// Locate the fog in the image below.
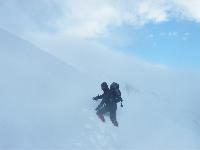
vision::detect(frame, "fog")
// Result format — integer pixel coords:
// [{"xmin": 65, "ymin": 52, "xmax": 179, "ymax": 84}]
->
[{"xmin": 0, "ymin": 28, "xmax": 200, "ymax": 150}]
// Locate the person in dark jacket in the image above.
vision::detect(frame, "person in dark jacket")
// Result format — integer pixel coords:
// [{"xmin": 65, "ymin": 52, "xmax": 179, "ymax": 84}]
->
[
  {"xmin": 93, "ymin": 82, "xmax": 110, "ymax": 122},
  {"xmin": 93, "ymin": 82, "xmax": 121, "ymax": 127}
]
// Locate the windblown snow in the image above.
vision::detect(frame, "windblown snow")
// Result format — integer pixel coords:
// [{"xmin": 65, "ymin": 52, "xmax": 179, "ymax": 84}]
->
[{"xmin": 0, "ymin": 28, "xmax": 200, "ymax": 150}]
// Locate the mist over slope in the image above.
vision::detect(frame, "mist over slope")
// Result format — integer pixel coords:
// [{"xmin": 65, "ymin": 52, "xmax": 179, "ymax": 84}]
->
[
  {"xmin": 39, "ymin": 38, "xmax": 200, "ymax": 149},
  {"xmin": 0, "ymin": 29, "xmax": 97, "ymax": 149},
  {"xmin": 0, "ymin": 29, "xmax": 200, "ymax": 150}
]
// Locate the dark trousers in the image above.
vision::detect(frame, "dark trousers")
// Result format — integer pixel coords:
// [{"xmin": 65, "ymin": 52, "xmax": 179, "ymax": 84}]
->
[{"xmin": 96, "ymin": 104, "xmax": 118, "ymax": 126}]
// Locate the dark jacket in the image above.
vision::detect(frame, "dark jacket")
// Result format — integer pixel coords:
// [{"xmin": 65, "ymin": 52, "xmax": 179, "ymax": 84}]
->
[
  {"xmin": 94, "ymin": 86, "xmax": 123, "ymax": 110},
  {"xmin": 94, "ymin": 88, "xmax": 110, "ymax": 110},
  {"xmin": 96, "ymin": 89, "xmax": 122, "ymax": 111}
]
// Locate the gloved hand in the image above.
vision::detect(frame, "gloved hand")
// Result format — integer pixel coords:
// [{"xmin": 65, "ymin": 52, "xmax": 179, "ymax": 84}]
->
[
  {"xmin": 93, "ymin": 97, "xmax": 98, "ymax": 100},
  {"xmin": 92, "ymin": 95, "xmax": 99, "ymax": 101}
]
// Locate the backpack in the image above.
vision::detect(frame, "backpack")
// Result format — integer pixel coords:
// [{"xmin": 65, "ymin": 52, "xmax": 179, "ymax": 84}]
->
[{"xmin": 110, "ymin": 82, "xmax": 123, "ymax": 105}]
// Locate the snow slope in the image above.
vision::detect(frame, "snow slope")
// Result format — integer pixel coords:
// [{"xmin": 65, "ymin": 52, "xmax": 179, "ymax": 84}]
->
[
  {"xmin": 39, "ymin": 38, "xmax": 200, "ymax": 149},
  {"xmin": 1, "ymin": 28, "xmax": 200, "ymax": 150},
  {"xmin": 0, "ymin": 29, "xmax": 96, "ymax": 149}
]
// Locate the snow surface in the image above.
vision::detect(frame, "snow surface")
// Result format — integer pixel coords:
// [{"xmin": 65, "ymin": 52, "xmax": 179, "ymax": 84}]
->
[{"xmin": 0, "ymin": 28, "xmax": 200, "ymax": 150}]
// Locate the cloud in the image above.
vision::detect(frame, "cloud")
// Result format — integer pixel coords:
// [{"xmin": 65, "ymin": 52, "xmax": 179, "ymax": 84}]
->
[
  {"xmin": 1, "ymin": 0, "xmax": 200, "ymax": 39},
  {"xmin": 45, "ymin": 0, "xmax": 170, "ymax": 38},
  {"xmin": 56, "ymin": 0, "xmax": 121, "ymax": 38},
  {"xmin": 172, "ymin": 0, "xmax": 200, "ymax": 22}
]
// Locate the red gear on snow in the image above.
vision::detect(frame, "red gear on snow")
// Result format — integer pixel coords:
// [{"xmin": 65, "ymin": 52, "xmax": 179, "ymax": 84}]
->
[{"xmin": 98, "ymin": 114, "xmax": 105, "ymax": 122}]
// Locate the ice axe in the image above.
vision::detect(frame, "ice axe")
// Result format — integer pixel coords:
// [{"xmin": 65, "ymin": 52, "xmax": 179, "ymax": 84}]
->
[{"xmin": 120, "ymin": 100, "xmax": 123, "ymax": 107}]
